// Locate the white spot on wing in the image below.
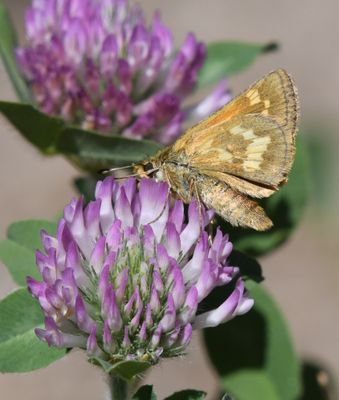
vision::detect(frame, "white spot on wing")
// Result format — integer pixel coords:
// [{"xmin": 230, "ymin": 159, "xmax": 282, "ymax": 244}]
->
[
  {"xmin": 246, "ymin": 89, "xmax": 261, "ymax": 105},
  {"xmin": 217, "ymin": 150, "xmax": 233, "ymax": 161},
  {"xmin": 246, "ymin": 136, "xmax": 271, "ymax": 148},
  {"xmin": 242, "ymin": 129, "xmax": 256, "ymax": 140},
  {"xmin": 230, "ymin": 125, "xmax": 245, "ymax": 135},
  {"xmin": 230, "ymin": 126, "xmax": 256, "ymax": 140},
  {"xmin": 199, "ymin": 140, "xmax": 233, "ymax": 162},
  {"xmin": 244, "ymin": 160, "xmax": 261, "ymax": 170},
  {"xmin": 207, "ymin": 149, "xmax": 233, "ymax": 161},
  {"xmin": 244, "ymin": 136, "xmax": 271, "ymax": 171},
  {"xmin": 250, "ymin": 96, "xmax": 261, "ymax": 105},
  {"xmin": 264, "ymin": 99, "xmax": 270, "ymax": 108}
]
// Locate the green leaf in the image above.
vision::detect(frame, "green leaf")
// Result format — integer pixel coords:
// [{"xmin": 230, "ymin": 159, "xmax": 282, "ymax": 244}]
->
[
  {"xmin": 0, "ymin": 289, "xmax": 41, "ymax": 343},
  {"xmin": 222, "ymin": 371, "xmax": 280, "ymax": 400},
  {"xmin": 0, "ymin": 239, "xmax": 39, "ymax": 286},
  {"xmin": 0, "ymin": 101, "xmax": 65, "ymax": 152},
  {"xmin": 0, "ymin": 289, "xmax": 66, "ymax": 372},
  {"xmin": 7, "ymin": 220, "xmax": 57, "ymax": 252},
  {"xmin": 56, "ymin": 126, "xmax": 162, "ymax": 172},
  {"xmin": 0, "ymin": 4, "xmax": 30, "ymax": 102},
  {"xmin": 89, "ymin": 357, "xmax": 151, "ymax": 381},
  {"xmin": 132, "ymin": 385, "xmax": 157, "ymax": 400},
  {"xmin": 0, "ymin": 219, "xmax": 57, "ymax": 286},
  {"xmin": 109, "ymin": 360, "xmax": 151, "ymax": 380},
  {"xmin": 198, "ymin": 41, "xmax": 277, "ymax": 88},
  {"xmin": 203, "ymin": 281, "xmax": 302, "ymax": 400},
  {"xmin": 0, "ymin": 101, "xmax": 162, "ymax": 171},
  {"xmin": 222, "ymin": 135, "xmax": 309, "ymax": 257},
  {"xmin": 228, "ymin": 250, "xmax": 263, "ymax": 283},
  {"xmin": 74, "ymin": 176, "xmax": 98, "ymax": 203},
  {"xmin": 164, "ymin": 390, "xmax": 206, "ymax": 400}
]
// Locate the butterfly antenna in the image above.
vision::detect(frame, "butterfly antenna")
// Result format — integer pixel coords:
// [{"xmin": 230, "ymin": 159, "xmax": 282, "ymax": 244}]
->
[
  {"xmin": 98, "ymin": 165, "xmax": 133, "ymax": 175},
  {"xmin": 145, "ymin": 168, "xmax": 159, "ymax": 175},
  {"xmin": 113, "ymin": 168, "xmax": 159, "ymax": 180},
  {"xmin": 114, "ymin": 173, "xmax": 140, "ymax": 180}
]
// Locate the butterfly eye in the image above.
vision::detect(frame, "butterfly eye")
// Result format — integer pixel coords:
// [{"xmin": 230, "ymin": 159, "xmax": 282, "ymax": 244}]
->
[{"xmin": 144, "ymin": 162, "xmax": 154, "ymax": 172}]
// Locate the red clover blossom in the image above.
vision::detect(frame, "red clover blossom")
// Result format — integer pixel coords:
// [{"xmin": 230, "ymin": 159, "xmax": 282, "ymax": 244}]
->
[
  {"xmin": 27, "ymin": 177, "xmax": 253, "ymax": 366},
  {"xmin": 16, "ymin": 0, "xmax": 230, "ymax": 144}
]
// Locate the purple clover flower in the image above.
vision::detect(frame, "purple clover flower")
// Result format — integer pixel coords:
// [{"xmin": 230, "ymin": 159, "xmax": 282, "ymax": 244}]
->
[
  {"xmin": 27, "ymin": 177, "xmax": 253, "ymax": 365},
  {"xmin": 16, "ymin": 0, "xmax": 230, "ymax": 144}
]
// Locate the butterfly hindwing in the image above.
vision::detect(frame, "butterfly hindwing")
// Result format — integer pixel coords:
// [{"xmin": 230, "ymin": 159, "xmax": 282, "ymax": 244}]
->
[
  {"xmin": 198, "ymin": 171, "xmax": 275, "ymax": 198},
  {"xmin": 198, "ymin": 177, "xmax": 273, "ymax": 230}
]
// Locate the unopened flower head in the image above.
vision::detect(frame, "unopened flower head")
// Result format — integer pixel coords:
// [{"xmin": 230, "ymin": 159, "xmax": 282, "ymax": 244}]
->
[
  {"xmin": 17, "ymin": 0, "xmax": 230, "ymax": 144},
  {"xmin": 27, "ymin": 177, "xmax": 253, "ymax": 365}
]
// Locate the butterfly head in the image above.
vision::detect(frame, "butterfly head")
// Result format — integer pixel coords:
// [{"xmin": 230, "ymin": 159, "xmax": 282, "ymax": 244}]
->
[
  {"xmin": 100, "ymin": 157, "xmax": 162, "ymax": 181},
  {"xmin": 133, "ymin": 157, "xmax": 161, "ymax": 179}
]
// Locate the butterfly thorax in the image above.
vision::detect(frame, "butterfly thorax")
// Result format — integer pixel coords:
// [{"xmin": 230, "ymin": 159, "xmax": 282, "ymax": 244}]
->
[
  {"xmin": 134, "ymin": 147, "xmax": 197, "ymax": 203},
  {"xmin": 160, "ymin": 161, "xmax": 197, "ymax": 203}
]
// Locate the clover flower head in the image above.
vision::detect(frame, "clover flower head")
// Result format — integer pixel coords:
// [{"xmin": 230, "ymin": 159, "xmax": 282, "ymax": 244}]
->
[
  {"xmin": 17, "ymin": 0, "xmax": 230, "ymax": 143},
  {"xmin": 27, "ymin": 177, "xmax": 253, "ymax": 366}
]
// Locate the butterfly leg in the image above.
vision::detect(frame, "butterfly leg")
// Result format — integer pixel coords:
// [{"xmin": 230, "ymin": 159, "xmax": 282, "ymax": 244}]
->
[
  {"xmin": 207, "ymin": 216, "xmax": 218, "ymax": 245},
  {"xmin": 189, "ymin": 178, "xmax": 205, "ymax": 230},
  {"xmin": 190, "ymin": 179, "xmax": 217, "ymax": 240}
]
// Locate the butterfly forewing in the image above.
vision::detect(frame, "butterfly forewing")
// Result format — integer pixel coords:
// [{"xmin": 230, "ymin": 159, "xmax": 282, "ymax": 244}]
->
[
  {"xmin": 172, "ymin": 68, "xmax": 298, "ymax": 151},
  {"xmin": 187, "ymin": 114, "xmax": 295, "ymax": 188}
]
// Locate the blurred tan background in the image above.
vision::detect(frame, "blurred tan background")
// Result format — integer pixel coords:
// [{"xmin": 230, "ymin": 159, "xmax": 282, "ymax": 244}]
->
[{"xmin": 1, "ymin": 0, "xmax": 339, "ymax": 399}]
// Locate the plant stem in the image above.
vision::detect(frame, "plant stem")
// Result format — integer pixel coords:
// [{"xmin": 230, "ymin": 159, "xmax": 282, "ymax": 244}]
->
[{"xmin": 108, "ymin": 375, "xmax": 129, "ymax": 400}]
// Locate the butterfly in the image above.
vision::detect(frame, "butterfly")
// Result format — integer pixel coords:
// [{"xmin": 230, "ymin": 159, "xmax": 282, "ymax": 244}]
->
[{"xmin": 105, "ymin": 69, "xmax": 299, "ymax": 231}]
